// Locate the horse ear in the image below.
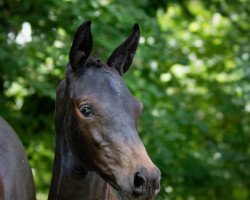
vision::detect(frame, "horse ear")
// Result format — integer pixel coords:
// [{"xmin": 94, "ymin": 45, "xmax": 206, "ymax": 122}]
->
[
  {"xmin": 107, "ymin": 23, "xmax": 140, "ymax": 75},
  {"xmin": 69, "ymin": 20, "xmax": 92, "ymax": 72}
]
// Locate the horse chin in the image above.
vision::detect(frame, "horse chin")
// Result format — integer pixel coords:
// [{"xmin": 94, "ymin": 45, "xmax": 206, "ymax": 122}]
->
[
  {"xmin": 112, "ymin": 187, "xmax": 135, "ymax": 200},
  {"xmin": 104, "ymin": 178, "xmax": 133, "ymax": 200},
  {"xmin": 114, "ymin": 190, "xmax": 151, "ymax": 200},
  {"xmin": 110, "ymin": 183, "xmax": 150, "ymax": 200}
]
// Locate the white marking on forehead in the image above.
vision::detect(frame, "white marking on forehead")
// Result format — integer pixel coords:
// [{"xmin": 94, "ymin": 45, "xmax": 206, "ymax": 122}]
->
[
  {"xmin": 109, "ymin": 77, "xmax": 124, "ymax": 95},
  {"xmin": 100, "ymin": 69, "xmax": 125, "ymax": 95}
]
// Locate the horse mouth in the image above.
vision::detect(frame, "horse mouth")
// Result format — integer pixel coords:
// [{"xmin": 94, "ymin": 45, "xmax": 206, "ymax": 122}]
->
[
  {"xmin": 110, "ymin": 183, "xmax": 156, "ymax": 200},
  {"xmin": 107, "ymin": 180, "xmax": 134, "ymax": 200}
]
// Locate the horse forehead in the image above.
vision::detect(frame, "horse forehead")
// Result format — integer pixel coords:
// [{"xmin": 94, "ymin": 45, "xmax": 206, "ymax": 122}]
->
[{"xmin": 75, "ymin": 67, "xmax": 133, "ymax": 100}]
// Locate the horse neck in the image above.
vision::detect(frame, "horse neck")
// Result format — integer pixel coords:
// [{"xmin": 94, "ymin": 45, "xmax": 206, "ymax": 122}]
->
[{"xmin": 48, "ymin": 80, "xmax": 115, "ymax": 200}]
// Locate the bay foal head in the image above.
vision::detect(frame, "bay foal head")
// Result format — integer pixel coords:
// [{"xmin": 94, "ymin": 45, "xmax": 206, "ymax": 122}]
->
[{"xmin": 65, "ymin": 20, "xmax": 160, "ymax": 199}]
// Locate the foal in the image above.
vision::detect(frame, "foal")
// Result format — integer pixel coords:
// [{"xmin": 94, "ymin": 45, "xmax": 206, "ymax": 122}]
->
[{"xmin": 48, "ymin": 20, "xmax": 160, "ymax": 200}]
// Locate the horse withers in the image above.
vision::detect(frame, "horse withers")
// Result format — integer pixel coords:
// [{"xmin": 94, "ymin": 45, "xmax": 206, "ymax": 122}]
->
[
  {"xmin": 48, "ymin": 20, "xmax": 161, "ymax": 200},
  {"xmin": 0, "ymin": 117, "xmax": 35, "ymax": 200}
]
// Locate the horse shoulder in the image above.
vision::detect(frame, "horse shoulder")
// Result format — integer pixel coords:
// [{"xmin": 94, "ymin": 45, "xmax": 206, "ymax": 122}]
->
[{"xmin": 0, "ymin": 117, "xmax": 36, "ymax": 200}]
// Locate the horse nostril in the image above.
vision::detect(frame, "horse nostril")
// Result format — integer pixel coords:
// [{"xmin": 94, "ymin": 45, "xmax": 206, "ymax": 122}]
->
[
  {"xmin": 133, "ymin": 172, "xmax": 146, "ymax": 196},
  {"xmin": 134, "ymin": 172, "xmax": 144, "ymax": 188}
]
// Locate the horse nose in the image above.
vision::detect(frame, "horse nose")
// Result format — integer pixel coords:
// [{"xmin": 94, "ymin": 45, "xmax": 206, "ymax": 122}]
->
[{"xmin": 133, "ymin": 167, "xmax": 161, "ymax": 197}]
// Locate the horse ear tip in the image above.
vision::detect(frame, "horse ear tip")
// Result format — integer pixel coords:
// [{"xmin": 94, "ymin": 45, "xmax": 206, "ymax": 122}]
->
[
  {"xmin": 77, "ymin": 20, "xmax": 92, "ymax": 32},
  {"xmin": 85, "ymin": 20, "xmax": 92, "ymax": 27},
  {"xmin": 133, "ymin": 23, "xmax": 140, "ymax": 32}
]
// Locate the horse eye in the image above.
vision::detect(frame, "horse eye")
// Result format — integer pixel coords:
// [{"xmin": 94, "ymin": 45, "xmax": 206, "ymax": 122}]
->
[{"xmin": 80, "ymin": 105, "xmax": 93, "ymax": 117}]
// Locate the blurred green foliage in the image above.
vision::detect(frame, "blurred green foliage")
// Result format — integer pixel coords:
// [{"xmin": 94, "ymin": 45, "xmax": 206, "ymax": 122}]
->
[{"xmin": 0, "ymin": 0, "xmax": 249, "ymax": 199}]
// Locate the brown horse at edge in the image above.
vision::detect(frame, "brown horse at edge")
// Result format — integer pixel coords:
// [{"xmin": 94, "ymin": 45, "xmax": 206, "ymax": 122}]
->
[{"xmin": 0, "ymin": 117, "xmax": 35, "ymax": 200}]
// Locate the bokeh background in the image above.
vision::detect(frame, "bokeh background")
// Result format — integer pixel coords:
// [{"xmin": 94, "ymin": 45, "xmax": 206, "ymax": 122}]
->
[{"xmin": 0, "ymin": 0, "xmax": 250, "ymax": 199}]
